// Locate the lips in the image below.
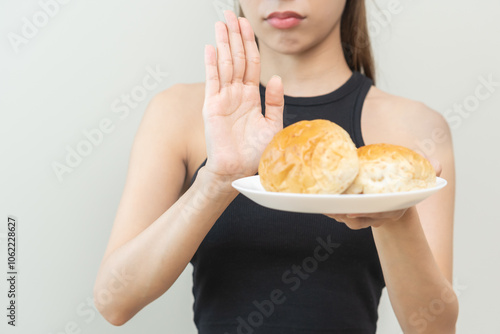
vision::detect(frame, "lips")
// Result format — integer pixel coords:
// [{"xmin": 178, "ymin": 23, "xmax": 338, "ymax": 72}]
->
[{"xmin": 265, "ymin": 11, "xmax": 305, "ymax": 29}]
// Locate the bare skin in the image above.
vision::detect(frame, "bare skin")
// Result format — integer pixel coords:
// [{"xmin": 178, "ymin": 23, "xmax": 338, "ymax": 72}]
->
[{"xmin": 94, "ymin": 5, "xmax": 457, "ymax": 333}]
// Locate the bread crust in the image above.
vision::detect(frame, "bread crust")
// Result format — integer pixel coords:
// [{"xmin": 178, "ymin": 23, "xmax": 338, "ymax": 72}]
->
[
  {"xmin": 344, "ymin": 143, "xmax": 436, "ymax": 194},
  {"xmin": 258, "ymin": 119, "xmax": 359, "ymax": 194}
]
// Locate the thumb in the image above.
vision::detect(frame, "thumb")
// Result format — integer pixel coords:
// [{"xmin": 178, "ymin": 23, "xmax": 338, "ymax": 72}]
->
[
  {"xmin": 264, "ymin": 75, "xmax": 284, "ymax": 125},
  {"xmin": 428, "ymin": 157, "xmax": 443, "ymax": 177},
  {"xmin": 418, "ymin": 150, "xmax": 443, "ymax": 177}
]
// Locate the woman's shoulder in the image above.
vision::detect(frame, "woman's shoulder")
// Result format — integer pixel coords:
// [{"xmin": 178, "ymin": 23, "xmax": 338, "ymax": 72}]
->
[
  {"xmin": 147, "ymin": 81, "xmax": 206, "ymax": 138},
  {"xmin": 365, "ymin": 85, "xmax": 447, "ymax": 129},
  {"xmin": 153, "ymin": 81, "xmax": 205, "ymax": 114},
  {"xmin": 362, "ymin": 85, "xmax": 451, "ymax": 155},
  {"xmin": 147, "ymin": 82, "xmax": 207, "ymax": 190}
]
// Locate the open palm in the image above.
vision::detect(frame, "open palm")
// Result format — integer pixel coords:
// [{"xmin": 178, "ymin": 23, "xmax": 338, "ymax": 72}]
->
[{"xmin": 202, "ymin": 10, "xmax": 284, "ymax": 180}]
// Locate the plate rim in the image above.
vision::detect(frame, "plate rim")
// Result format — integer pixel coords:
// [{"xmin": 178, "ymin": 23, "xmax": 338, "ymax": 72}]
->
[{"xmin": 232, "ymin": 175, "xmax": 447, "ymax": 198}]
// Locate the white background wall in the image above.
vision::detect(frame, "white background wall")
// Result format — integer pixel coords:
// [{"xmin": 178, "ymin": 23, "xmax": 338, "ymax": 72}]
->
[{"xmin": 1, "ymin": 0, "xmax": 498, "ymax": 333}]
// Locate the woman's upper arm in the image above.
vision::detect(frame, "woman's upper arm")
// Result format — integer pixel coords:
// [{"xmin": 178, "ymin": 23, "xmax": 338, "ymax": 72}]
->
[
  {"xmin": 413, "ymin": 106, "xmax": 456, "ymax": 284},
  {"xmin": 391, "ymin": 101, "xmax": 456, "ymax": 283},
  {"xmin": 363, "ymin": 94, "xmax": 456, "ymax": 283},
  {"xmin": 99, "ymin": 84, "xmax": 191, "ymax": 266}
]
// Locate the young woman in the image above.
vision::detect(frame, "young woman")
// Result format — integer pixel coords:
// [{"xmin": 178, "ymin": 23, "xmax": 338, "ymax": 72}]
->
[{"xmin": 93, "ymin": 1, "xmax": 458, "ymax": 333}]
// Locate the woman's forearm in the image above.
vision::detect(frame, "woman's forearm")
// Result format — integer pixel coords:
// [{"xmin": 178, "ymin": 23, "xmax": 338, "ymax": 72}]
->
[
  {"xmin": 93, "ymin": 166, "xmax": 239, "ymax": 326},
  {"xmin": 372, "ymin": 207, "xmax": 458, "ymax": 334}
]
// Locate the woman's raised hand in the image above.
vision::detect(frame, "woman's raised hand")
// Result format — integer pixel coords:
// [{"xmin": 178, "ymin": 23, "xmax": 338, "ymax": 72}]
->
[{"xmin": 202, "ymin": 10, "xmax": 284, "ymax": 180}]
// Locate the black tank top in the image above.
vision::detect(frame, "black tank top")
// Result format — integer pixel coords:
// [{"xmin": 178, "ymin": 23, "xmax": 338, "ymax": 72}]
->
[{"xmin": 189, "ymin": 71, "xmax": 385, "ymax": 334}]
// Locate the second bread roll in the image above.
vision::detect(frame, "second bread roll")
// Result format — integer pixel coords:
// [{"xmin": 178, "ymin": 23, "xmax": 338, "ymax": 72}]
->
[
  {"xmin": 258, "ymin": 119, "xmax": 359, "ymax": 194},
  {"xmin": 344, "ymin": 143, "xmax": 436, "ymax": 194}
]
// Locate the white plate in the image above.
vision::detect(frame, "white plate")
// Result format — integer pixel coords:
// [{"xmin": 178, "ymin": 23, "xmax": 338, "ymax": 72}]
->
[{"xmin": 231, "ymin": 175, "xmax": 447, "ymax": 214}]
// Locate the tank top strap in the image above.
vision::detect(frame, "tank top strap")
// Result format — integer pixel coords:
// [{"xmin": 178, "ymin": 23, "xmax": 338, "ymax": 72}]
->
[{"xmin": 352, "ymin": 74, "xmax": 374, "ymax": 147}]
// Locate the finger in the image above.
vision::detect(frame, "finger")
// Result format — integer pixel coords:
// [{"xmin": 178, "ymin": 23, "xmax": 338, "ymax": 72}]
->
[
  {"xmin": 204, "ymin": 44, "xmax": 219, "ymax": 98},
  {"xmin": 344, "ymin": 221, "xmax": 372, "ymax": 230},
  {"xmin": 326, "ymin": 215, "xmax": 371, "ymax": 229},
  {"xmin": 345, "ymin": 213, "xmax": 379, "ymax": 219},
  {"xmin": 264, "ymin": 75, "xmax": 284, "ymax": 124},
  {"xmin": 238, "ymin": 17, "xmax": 260, "ymax": 85},
  {"xmin": 346, "ymin": 209, "xmax": 405, "ymax": 220},
  {"xmin": 223, "ymin": 10, "xmax": 245, "ymax": 83},
  {"xmin": 419, "ymin": 151, "xmax": 442, "ymax": 178},
  {"xmin": 215, "ymin": 21, "xmax": 233, "ymax": 88},
  {"xmin": 324, "ymin": 214, "xmax": 346, "ymax": 222},
  {"xmin": 428, "ymin": 158, "xmax": 443, "ymax": 177}
]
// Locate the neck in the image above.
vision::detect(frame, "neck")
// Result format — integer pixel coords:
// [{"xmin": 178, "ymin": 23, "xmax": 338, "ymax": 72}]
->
[{"xmin": 259, "ymin": 24, "xmax": 353, "ymax": 97}]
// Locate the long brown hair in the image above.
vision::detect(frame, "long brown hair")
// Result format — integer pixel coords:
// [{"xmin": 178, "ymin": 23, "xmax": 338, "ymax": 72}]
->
[
  {"xmin": 340, "ymin": 0, "xmax": 375, "ymax": 84},
  {"xmin": 238, "ymin": 0, "xmax": 376, "ymax": 84}
]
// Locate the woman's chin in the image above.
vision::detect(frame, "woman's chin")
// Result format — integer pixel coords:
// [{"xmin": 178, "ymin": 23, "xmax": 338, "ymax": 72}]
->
[{"xmin": 261, "ymin": 38, "xmax": 311, "ymax": 56}]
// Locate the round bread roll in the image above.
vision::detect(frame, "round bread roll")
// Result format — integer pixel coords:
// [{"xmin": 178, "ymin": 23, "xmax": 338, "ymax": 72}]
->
[
  {"xmin": 344, "ymin": 143, "xmax": 436, "ymax": 194},
  {"xmin": 258, "ymin": 119, "xmax": 359, "ymax": 194}
]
